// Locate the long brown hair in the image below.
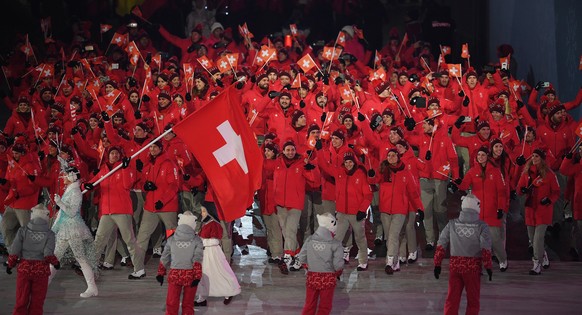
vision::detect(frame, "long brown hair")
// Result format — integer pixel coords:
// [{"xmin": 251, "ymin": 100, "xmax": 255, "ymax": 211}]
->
[{"xmin": 522, "ymin": 156, "xmax": 548, "ymax": 178}]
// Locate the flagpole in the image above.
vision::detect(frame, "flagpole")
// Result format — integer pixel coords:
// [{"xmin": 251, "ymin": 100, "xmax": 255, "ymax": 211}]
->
[
  {"xmin": 1, "ymin": 66, "xmax": 11, "ymax": 91},
  {"xmin": 138, "ymin": 75, "xmax": 148, "ymax": 111},
  {"xmin": 32, "ymin": 64, "xmax": 47, "ymax": 89},
  {"xmin": 257, "ymin": 54, "xmax": 275, "ymax": 73},
  {"xmin": 82, "ymin": 128, "xmax": 174, "ymax": 194},
  {"xmin": 54, "ymin": 74, "xmax": 66, "ymax": 96},
  {"xmin": 398, "ymin": 91, "xmax": 413, "ymax": 117}
]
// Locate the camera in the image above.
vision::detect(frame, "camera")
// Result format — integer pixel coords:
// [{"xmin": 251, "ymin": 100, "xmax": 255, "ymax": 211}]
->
[{"xmin": 128, "ymin": 22, "xmax": 138, "ymax": 28}]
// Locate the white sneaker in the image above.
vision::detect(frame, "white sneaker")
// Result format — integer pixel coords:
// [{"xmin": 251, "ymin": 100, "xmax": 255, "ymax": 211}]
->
[
  {"xmin": 289, "ymin": 258, "xmax": 302, "ymax": 271},
  {"xmin": 343, "ymin": 248, "xmax": 350, "ymax": 264},
  {"xmin": 393, "ymin": 258, "xmax": 400, "ymax": 272},
  {"xmin": 153, "ymin": 247, "xmax": 163, "ymax": 257},
  {"xmin": 499, "ymin": 261, "xmax": 508, "ymax": 272},
  {"xmin": 399, "ymin": 257, "xmax": 407, "ymax": 264},
  {"xmin": 542, "ymin": 251, "xmax": 550, "ymax": 269},
  {"xmin": 357, "ymin": 263, "xmax": 368, "ymax": 271},
  {"xmin": 529, "ymin": 259, "xmax": 541, "ymax": 275},
  {"xmin": 407, "ymin": 251, "xmax": 417, "ymax": 263},
  {"xmin": 128, "ymin": 269, "xmax": 146, "ymax": 279}
]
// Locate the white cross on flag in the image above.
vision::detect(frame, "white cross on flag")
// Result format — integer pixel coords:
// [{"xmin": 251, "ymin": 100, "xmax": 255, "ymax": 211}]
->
[
  {"xmin": 290, "ymin": 24, "xmax": 298, "ymax": 36},
  {"xmin": 323, "ymin": 46, "xmax": 342, "ymax": 61},
  {"xmin": 254, "ymin": 46, "xmax": 276, "ymax": 66},
  {"xmin": 440, "ymin": 45, "xmax": 451, "ymax": 56},
  {"xmin": 297, "ymin": 54, "xmax": 316, "ymax": 73},
  {"xmin": 447, "ymin": 64, "xmax": 462, "ymax": 77},
  {"xmin": 125, "ymin": 41, "xmax": 141, "ymax": 66},
  {"xmin": 439, "ymin": 162, "xmax": 451, "ymax": 175},
  {"xmin": 339, "ymin": 84, "xmax": 352, "ymax": 101},
  {"xmin": 196, "ymin": 56, "xmax": 214, "ymax": 71},
  {"xmin": 100, "ymin": 24, "xmax": 112, "ymax": 34},
  {"xmin": 216, "ymin": 56, "xmax": 231, "ymax": 73},
  {"xmin": 226, "ymin": 53, "xmax": 239, "ymax": 68},
  {"xmin": 111, "ymin": 32, "xmax": 128, "ymax": 47},
  {"xmin": 576, "ymin": 121, "xmax": 582, "ymax": 138},
  {"xmin": 172, "ymin": 86, "xmax": 263, "ymax": 221},
  {"xmin": 336, "ymin": 31, "xmax": 346, "ymax": 45}
]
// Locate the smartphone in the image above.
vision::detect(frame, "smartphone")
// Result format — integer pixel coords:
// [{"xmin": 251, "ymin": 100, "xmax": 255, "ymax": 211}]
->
[
  {"xmin": 85, "ymin": 45, "xmax": 94, "ymax": 51},
  {"xmin": 128, "ymin": 22, "xmax": 138, "ymax": 28},
  {"xmin": 463, "ymin": 116, "xmax": 472, "ymax": 123},
  {"xmin": 111, "ymin": 63, "xmax": 119, "ymax": 70},
  {"xmin": 542, "ymin": 82, "xmax": 550, "ymax": 88}
]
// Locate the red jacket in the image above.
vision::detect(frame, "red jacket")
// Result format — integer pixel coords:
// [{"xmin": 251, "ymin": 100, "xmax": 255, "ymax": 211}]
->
[
  {"xmin": 318, "ymin": 162, "xmax": 372, "ymax": 215},
  {"xmin": 273, "ymin": 155, "xmax": 319, "ymax": 210},
  {"xmin": 317, "ymin": 144, "xmax": 354, "ymax": 201},
  {"xmin": 458, "ymin": 162, "xmax": 507, "ymax": 227},
  {"xmin": 559, "ymin": 157, "xmax": 582, "ymax": 220},
  {"xmin": 369, "ymin": 162, "xmax": 423, "ymax": 215},
  {"xmin": 89, "ymin": 161, "xmax": 136, "ymax": 216},
  {"xmin": 408, "ymin": 128, "xmax": 459, "ymax": 180},
  {"xmin": 5, "ymin": 154, "xmax": 41, "ymax": 210},
  {"xmin": 143, "ymin": 152, "xmax": 180, "ymax": 213},
  {"xmin": 259, "ymin": 158, "xmax": 277, "ymax": 216},
  {"xmin": 537, "ymin": 118, "xmax": 576, "ymax": 170},
  {"xmin": 517, "ymin": 166, "xmax": 560, "ymax": 226}
]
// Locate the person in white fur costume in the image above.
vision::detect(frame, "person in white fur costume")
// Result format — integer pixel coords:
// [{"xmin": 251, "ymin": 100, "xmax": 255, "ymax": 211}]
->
[{"xmin": 49, "ymin": 166, "xmax": 99, "ymax": 298}]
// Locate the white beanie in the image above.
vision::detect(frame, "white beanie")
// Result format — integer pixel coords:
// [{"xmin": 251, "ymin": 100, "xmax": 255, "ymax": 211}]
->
[
  {"xmin": 178, "ymin": 211, "xmax": 198, "ymax": 231},
  {"xmin": 341, "ymin": 25, "xmax": 354, "ymax": 38},
  {"xmin": 317, "ymin": 213, "xmax": 337, "ymax": 234},
  {"xmin": 210, "ymin": 22, "xmax": 224, "ymax": 34},
  {"xmin": 461, "ymin": 193, "xmax": 481, "ymax": 213},
  {"xmin": 31, "ymin": 204, "xmax": 50, "ymax": 222}
]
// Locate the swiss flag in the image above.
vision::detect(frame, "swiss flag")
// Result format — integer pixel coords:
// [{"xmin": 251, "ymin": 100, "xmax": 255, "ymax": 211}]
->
[
  {"xmin": 447, "ymin": 64, "xmax": 462, "ymax": 77},
  {"xmin": 322, "ymin": 46, "xmax": 342, "ymax": 61},
  {"xmin": 440, "ymin": 45, "xmax": 451, "ymax": 56},
  {"xmin": 291, "ymin": 73, "xmax": 301, "ymax": 89},
  {"xmin": 438, "ymin": 162, "xmax": 451, "ymax": 175},
  {"xmin": 297, "ymin": 54, "xmax": 316, "ymax": 73},
  {"xmin": 152, "ymin": 53, "xmax": 162, "ymax": 68},
  {"xmin": 100, "ymin": 24, "xmax": 112, "ymax": 34},
  {"xmin": 374, "ymin": 50, "xmax": 382, "ymax": 67},
  {"xmin": 183, "ymin": 63, "xmax": 194, "ymax": 78},
  {"xmin": 255, "ymin": 45, "xmax": 276, "ymax": 66},
  {"xmin": 196, "ymin": 55, "xmax": 213, "ymax": 71},
  {"xmin": 500, "ymin": 54, "xmax": 511, "ymax": 70},
  {"xmin": 336, "ymin": 31, "xmax": 346, "ymax": 46},
  {"xmin": 353, "ymin": 26, "xmax": 364, "ymax": 40},
  {"xmin": 370, "ymin": 67, "xmax": 386, "ymax": 81},
  {"xmin": 290, "ymin": 24, "xmax": 298, "ymax": 37},
  {"xmin": 111, "ymin": 32, "xmax": 128, "ymax": 47},
  {"xmin": 20, "ymin": 41, "xmax": 34, "ymax": 57},
  {"xmin": 216, "ymin": 56, "xmax": 231, "ymax": 73},
  {"xmin": 575, "ymin": 121, "xmax": 582, "ymax": 138},
  {"xmin": 306, "ymin": 134, "xmax": 317, "ymax": 149},
  {"xmin": 172, "ymin": 86, "xmax": 263, "ymax": 221},
  {"xmin": 461, "ymin": 43, "xmax": 470, "ymax": 59},
  {"xmin": 339, "ymin": 84, "xmax": 352, "ymax": 101},
  {"xmin": 125, "ymin": 41, "xmax": 141, "ymax": 66}
]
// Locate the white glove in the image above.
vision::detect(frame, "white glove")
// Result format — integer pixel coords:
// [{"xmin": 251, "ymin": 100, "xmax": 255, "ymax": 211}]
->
[{"xmin": 53, "ymin": 194, "xmax": 61, "ymax": 204}]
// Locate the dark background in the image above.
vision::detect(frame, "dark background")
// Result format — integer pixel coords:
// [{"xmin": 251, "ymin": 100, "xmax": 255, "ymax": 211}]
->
[{"xmin": 1, "ymin": 0, "xmax": 581, "ymax": 127}]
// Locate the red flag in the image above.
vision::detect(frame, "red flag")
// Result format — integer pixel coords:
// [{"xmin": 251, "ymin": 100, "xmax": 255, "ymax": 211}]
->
[
  {"xmin": 438, "ymin": 162, "xmax": 451, "ymax": 175},
  {"xmin": 401, "ymin": 33, "xmax": 408, "ymax": 47},
  {"xmin": 575, "ymin": 121, "xmax": 582, "ymax": 138},
  {"xmin": 238, "ymin": 23, "xmax": 253, "ymax": 39},
  {"xmin": 289, "ymin": 24, "xmax": 298, "ymax": 37},
  {"xmin": 440, "ymin": 45, "xmax": 451, "ymax": 56},
  {"xmin": 297, "ymin": 54, "xmax": 316, "ymax": 73},
  {"xmin": 353, "ymin": 26, "xmax": 364, "ymax": 40},
  {"xmin": 291, "ymin": 73, "xmax": 301, "ymax": 89},
  {"xmin": 306, "ymin": 134, "xmax": 317, "ymax": 149},
  {"xmin": 447, "ymin": 64, "xmax": 462, "ymax": 77},
  {"xmin": 374, "ymin": 50, "xmax": 382, "ymax": 67},
  {"xmin": 216, "ymin": 56, "xmax": 231, "ymax": 73},
  {"xmin": 336, "ymin": 31, "xmax": 346, "ymax": 46},
  {"xmin": 131, "ymin": 6, "xmax": 144, "ymax": 18},
  {"xmin": 225, "ymin": 53, "xmax": 239, "ymax": 69},
  {"xmin": 369, "ymin": 68, "xmax": 386, "ymax": 81},
  {"xmin": 125, "ymin": 41, "xmax": 141, "ymax": 65},
  {"xmin": 339, "ymin": 84, "xmax": 352, "ymax": 101},
  {"xmin": 196, "ymin": 55, "xmax": 214, "ymax": 71},
  {"xmin": 100, "ymin": 24, "xmax": 113, "ymax": 34},
  {"xmin": 461, "ymin": 43, "xmax": 470, "ymax": 59},
  {"xmin": 172, "ymin": 86, "xmax": 263, "ymax": 221},
  {"xmin": 111, "ymin": 33, "xmax": 128, "ymax": 47},
  {"xmin": 183, "ymin": 63, "xmax": 194, "ymax": 78},
  {"xmin": 437, "ymin": 54, "xmax": 446, "ymax": 69},
  {"xmin": 40, "ymin": 64, "xmax": 55, "ymax": 78},
  {"xmin": 254, "ymin": 45, "xmax": 276, "ymax": 66},
  {"xmin": 20, "ymin": 41, "xmax": 34, "ymax": 57},
  {"xmin": 322, "ymin": 46, "xmax": 342, "ymax": 61},
  {"xmin": 500, "ymin": 54, "xmax": 511, "ymax": 70},
  {"xmin": 152, "ymin": 53, "xmax": 162, "ymax": 68}
]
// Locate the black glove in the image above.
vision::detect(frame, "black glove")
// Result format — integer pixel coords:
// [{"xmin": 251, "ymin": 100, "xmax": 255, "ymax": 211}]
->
[
  {"xmin": 155, "ymin": 200, "xmax": 164, "ymax": 210},
  {"xmin": 268, "ymin": 91, "xmax": 280, "ymax": 99},
  {"xmin": 462, "ymin": 96, "xmax": 470, "ymax": 107},
  {"xmin": 0, "ymin": 178, "xmax": 6, "ymax": 185},
  {"xmin": 367, "ymin": 169, "xmax": 376, "ymax": 177},
  {"xmin": 185, "ymin": 93, "xmax": 192, "ymax": 101},
  {"xmin": 409, "ymin": 74, "xmax": 419, "ymax": 83},
  {"xmin": 356, "ymin": 211, "xmax": 366, "ymax": 222},
  {"xmin": 486, "ymin": 269, "xmax": 493, "ymax": 281},
  {"xmin": 357, "ymin": 112, "xmax": 365, "ymax": 122},
  {"xmin": 212, "ymin": 42, "xmax": 226, "ymax": 49},
  {"xmin": 497, "ymin": 209, "xmax": 504, "ymax": 219},
  {"xmin": 191, "ymin": 279, "xmax": 200, "ymax": 287},
  {"xmin": 565, "ymin": 152, "xmax": 573, "ymax": 159},
  {"xmin": 454, "ymin": 116, "xmax": 465, "ymax": 129},
  {"xmin": 322, "ymin": 73, "xmax": 329, "ymax": 85},
  {"xmin": 320, "ymin": 112, "xmax": 327, "ymax": 123},
  {"xmin": 92, "ymin": 169, "xmax": 99, "ymax": 175},
  {"xmin": 127, "ymin": 77, "xmax": 137, "ymax": 88},
  {"xmin": 53, "ymin": 262, "xmax": 61, "ymax": 270},
  {"xmin": 458, "ymin": 90, "xmax": 465, "ymax": 97},
  {"xmin": 84, "ymin": 182, "xmax": 94, "ymax": 190},
  {"xmin": 516, "ymin": 155, "xmax": 526, "ymax": 166},
  {"xmin": 183, "ymin": 174, "xmax": 191, "ymax": 181},
  {"xmin": 520, "ymin": 186, "xmax": 530, "ymax": 194},
  {"xmin": 136, "ymin": 159, "xmax": 144, "ymax": 172},
  {"xmin": 86, "ymin": 99, "xmax": 93, "ymax": 108},
  {"xmin": 299, "ymin": 100, "xmax": 305, "ymax": 108},
  {"xmin": 404, "ymin": 117, "xmax": 416, "ymax": 131},
  {"xmin": 447, "ymin": 182, "xmax": 459, "ymax": 193},
  {"xmin": 236, "ymin": 81, "xmax": 245, "ymax": 90},
  {"xmin": 134, "ymin": 111, "xmax": 142, "ymax": 119},
  {"xmin": 215, "ymin": 79, "xmax": 224, "ymax": 88},
  {"xmin": 122, "ymin": 157, "xmax": 130, "ymax": 169},
  {"xmin": 534, "ymin": 81, "xmax": 544, "ymax": 91},
  {"xmin": 71, "ymin": 126, "xmax": 79, "ymax": 135},
  {"xmin": 283, "ymin": 84, "xmax": 292, "ymax": 90},
  {"xmin": 156, "ymin": 275, "xmax": 164, "ymax": 286},
  {"xmin": 434, "ymin": 266, "xmax": 441, "ymax": 279},
  {"xmin": 191, "ymin": 187, "xmax": 198, "ymax": 195},
  {"xmin": 142, "ymin": 94, "xmax": 150, "ymax": 102},
  {"xmin": 517, "ymin": 100, "xmax": 525, "ymax": 109},
  {"xmin": 6, "ymin": 266, "xmax": 12, "ymax": 275},
  {"xmin": 27, "ymin": 175, "xmax": 35, "ymax": 182},
  {"xmin": 101, "ymin": 111, "xmax": 110, "ymax": 122},
  {"xmin": 304, "ymin": 163, "xmax": 316, "ymax": 170},
  {"xmin": 425, "ymin": 150, "xmax": 432, "ymax": 161},
  {"xmin": 540, "ymin": 197, "xmax": 551, "ymax": 206},
  {"xmin": 144, "ymin": 181, "xmax": 158, "ymax": 191},
  {"xmin": 314, "ymin": 140, "xmax": 322, "ymax": 151},
  {"xmin": 510, "ymin": 190, "xmax": 517, "ymax": 200},
  {"xmin": 416, "ymin": 210, "xmax": 424, "ymax": 222},
  {"xmin": 38, "ymin": 151, "xmax": 45, "ymax": 161}
]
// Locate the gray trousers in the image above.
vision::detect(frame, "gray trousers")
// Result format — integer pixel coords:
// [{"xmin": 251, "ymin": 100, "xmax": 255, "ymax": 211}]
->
[
  {"xmin": 399, "ymin": 211, "xmax": 418, "ymax": 257},
  {"xmin": 336, "ymin": 212, "xmax": 368, "ymax": 265},
  {"xmin": 527, "ymin": 224, "xmax": 548, "ymax": 261},
  {"xmin": 300, "ymin": 191, "xmax": 323, "ymax": 239},
  {"xmin": 219, "ymin": 220, "xmax": 233, "ymax": 261},
  {"xmin": 94, "ymin": 214, "xmax": 140, "ymax": 266},
  {"xmin": 133, "ymin": 211, "xmax": 177, "ymax": 271},
  {"xmin": 489, "ymin": 225, "xmax": 507, "ymax": 263},
  {"xmin": 420, "ymin": 178, "xmax": 449, "ymax": 244},
  {"xmin": 553, "ymin": 172, "xmax": 570, "ymax": 224},
  {"xmin": 0, "ymin": 207, "xmax": 31, "ymax": 248},
  {"xmin": 263, "ymin": 213, "xmax": 283, "ymax": 258},
  {"xmin": 380, "ymin": 213, "xmax": 406, "ymax": 259},
  {"xmin": 370, "ymin": 191, "xmax": 383, "ymax": 240},
  {"xmin": 277, "ymin": 207, "xmax": 302, "ymax": 254},
  {"xmin": 104, "ymin": 228, "xmax": 130, "ymax": 264}
]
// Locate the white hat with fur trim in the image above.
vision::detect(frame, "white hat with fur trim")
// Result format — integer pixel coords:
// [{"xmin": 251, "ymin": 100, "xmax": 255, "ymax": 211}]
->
[
  {"xmin": 178, "ymin": 211, "xmax": 198, "ymax": 231},
  {"xmin": 31, "ymin": 203, "xmax": 50, "ymax": 222}
]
